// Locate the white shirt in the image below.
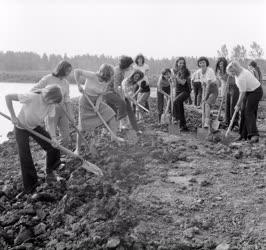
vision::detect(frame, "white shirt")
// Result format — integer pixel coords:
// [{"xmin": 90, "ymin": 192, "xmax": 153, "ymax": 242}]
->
[
  {"xmin": 235, "ymin": 68, "xmax": 261, "ymax": 92},
  {"xmin": 191, "ymin": 69, "xmax": 201, "ymax": 82},
  {"xmin": 17, "ymin": 93, "xmax": 55, "ymax": 129},
  {"xmin": 199, "ymin": 67, "xmax": 216, "ymax": 83}
]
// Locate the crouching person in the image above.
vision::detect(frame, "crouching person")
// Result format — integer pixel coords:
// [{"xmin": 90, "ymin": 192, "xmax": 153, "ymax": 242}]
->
[{"xmin": 5, "ymin": 85, "xmax": 63, "ymax": 196}]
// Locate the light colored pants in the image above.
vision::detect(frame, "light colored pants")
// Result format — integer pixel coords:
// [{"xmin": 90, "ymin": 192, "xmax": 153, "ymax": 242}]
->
[{"xmin": 46, "ymin": 104, "xmax": 70, "ymax": 146}]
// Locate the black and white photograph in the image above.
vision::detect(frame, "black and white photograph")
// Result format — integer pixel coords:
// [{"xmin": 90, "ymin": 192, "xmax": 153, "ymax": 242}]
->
[{"xmin": 0, "ymin": 0, "xmax": 266, "ymax": 249}]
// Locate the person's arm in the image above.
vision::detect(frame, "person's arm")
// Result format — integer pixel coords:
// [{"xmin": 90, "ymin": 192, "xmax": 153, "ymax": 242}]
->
[
  {"xmin": 235, "ymin": 92, "xmax": 245, "ymax": 110},
  {"xmin": 175, "ymin": 76, "xmax": 186, "ymax": 85},
  {"xmin": 31, "ymin": 75, "xmax": 49, "ymax": 92},
  {"xmin": 5, "ymin": 94, "xmax": 19, "ymax": 125},
  {"xmin": 74, "ymin": 69, "xmax": 95, "ymax": 93},
  {"xmin": 63, "ymin": 81, "xmax": 74, "ymax": 121}
]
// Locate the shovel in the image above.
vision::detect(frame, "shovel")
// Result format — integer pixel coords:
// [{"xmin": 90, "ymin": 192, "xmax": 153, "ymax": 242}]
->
[
  {"xmin": 60, "ymin": 104, "xmax": 91, "ymax": 152},
  {"xmin": 0, "ymin": 111, "xmax": 103, "ymax": 177},
  {"xmin": 83, "ymin": 93, "xmax": 125, "ymax": 143},
  {"xmin": 161, "ymin": 97, "xmax": 171, "ymax": 125},
  {"xmin": 212, "ymin": 79, "xmax": 229, "ymax": 131},
  {"xmin": 196, "ymin": 85, "xmax": 209, "ymax": 139},
  {"xmin": 168, "ymin": 79, "xmax": 180, "ymax": 135}
]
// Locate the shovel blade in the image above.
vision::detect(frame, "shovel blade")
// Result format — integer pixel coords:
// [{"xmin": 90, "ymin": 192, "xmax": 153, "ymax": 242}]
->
[
  {"xmin": 161, "ymin": 114, "xmax": 170, "ymax": 125},
  {"xmin": 126, "ymin": 130, "xmax": 139, "ymax": 145},
  {"xmin": 196, "ymin": 127, "xmax": 209, "ymax": 140},
  {"xmin": 168, "ymin": 124, "xmax": 180, "ymax": 135},
  {"xmin": 212, "ymin": 119, "xmax": 220, "ymax": 131},
  {"xmin": 81, "ymin": 161, "xmax": 103, "ymax": 177}
]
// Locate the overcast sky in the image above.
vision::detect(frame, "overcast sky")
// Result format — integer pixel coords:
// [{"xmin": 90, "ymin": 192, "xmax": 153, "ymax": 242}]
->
[{"xmin": 0, "ymin": 0, "xmax": 265, "ymax": 59}]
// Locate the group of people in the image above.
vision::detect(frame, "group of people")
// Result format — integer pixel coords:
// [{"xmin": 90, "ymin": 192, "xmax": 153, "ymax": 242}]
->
[{"xmin": 4, "ymin": 54, "xmax": 264, "ymax": 196}]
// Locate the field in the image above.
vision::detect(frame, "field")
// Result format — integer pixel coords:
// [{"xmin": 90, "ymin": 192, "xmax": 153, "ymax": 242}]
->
[{"xmin": 0, "ymin": 97, "xmax": 266, "ymax": 249}]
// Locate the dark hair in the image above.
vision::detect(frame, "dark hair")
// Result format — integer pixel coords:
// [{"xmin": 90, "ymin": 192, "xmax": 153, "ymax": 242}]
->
[
  {"xmin": 43, "ymin": 85, "xmax": 63, "ymax": 104},
  {"xmin": 215, "ymin": 57, "xmax": 228, "ymax": 74},
  {"xmin": 129, "ymin": 69, "xmax": 144, "ymax": 84},
  {"xmin": 119, "ymin": 56, "xmax": 133, "ymax": 70},
  {"xmin": 174, "ymin": 57, "xmax": 190, "ymax": 78},
  {"xmin": 135, "ymin": 54, "xmax": 145, "ymax": 66},
  {"xmin": 249, "ymin": 60, "xmax": 262, "ymax": 82},
  {"xmin": 162, "ymin": 68, "xmax": 171, "ymax": 76},
  {"xmin": 52, "ymin": 60, "xmax": 72, "ymax": 78},
  {"xmin": 98, "ymin": 64, "xmax": 114, "ymax": 82},
  {"xmin": 197, "ymin": 57, "xmax": 209, "ymax": 67}
]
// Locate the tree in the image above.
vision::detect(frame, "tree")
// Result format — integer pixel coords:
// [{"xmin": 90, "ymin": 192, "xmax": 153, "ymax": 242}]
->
[
  {"xmin": 217, "ymin": 44, "xmax": 229, "ymax": 59},
  {"xmin": 249, "ymin": 41, "xmax": 264, "ymax": 59},
  {"xmin": 231, "ymin": 44, "xmax": 247, "ymax": 62}
]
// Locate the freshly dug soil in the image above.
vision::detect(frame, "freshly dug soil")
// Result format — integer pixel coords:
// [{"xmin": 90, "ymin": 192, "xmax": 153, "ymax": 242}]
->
[{"xmin": 0, "ymin": 98, "xmax": 266, "ymax": 250}]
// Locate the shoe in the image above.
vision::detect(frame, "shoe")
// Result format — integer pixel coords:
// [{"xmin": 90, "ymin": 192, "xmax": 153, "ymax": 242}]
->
[
  {"xmin": 15, "ymin": 182, "xmax": 39, "ymax": 199},
  {"xmin": 203, "ymin": 123, "xmax": 209, "ymax": 128},
  {"xmin": 46, "ymin": 171, "xmax": 62, "ymax": 184},
  {"xmin": 250, "ymin": 135, "xmax": 259, "ymax": 143}
]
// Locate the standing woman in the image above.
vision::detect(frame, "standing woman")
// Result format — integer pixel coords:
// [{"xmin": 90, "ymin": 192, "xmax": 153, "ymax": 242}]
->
[
  {"xmin": 197, "ymin": 57, "xmax": 218, "ymax": 128},
  {"xmin": 227, "ymin": 61, "xmax": 263, "ymax": 143},
  {"xmin": 191, "ymin": 69, "xmax": 202, "ymax": 107},
  {"xmin": 121, "ymin": 70, "xmax": 144, "ymax": 132},
  {"xmin": 74, "ymin": 64, "xmax": 122, "ymax": 155},
  {"xmin": 215, "ymin": 57, "xmax": 239, "ymax": 129},
  {"xmin": 172, "ymin": 57, "xmax": 191, "ymax": 131},
  {"xmin": 248, "ymin": 61, "xmax": 262, "ymax": 83},
  {"xmin": 157, "ymin": 68, "xmax": 171, "ymax": 123},
  {"xmin": 133, "ymin": 54, "xmax": 151, "ymax": 119},
  {"xmin": 31, "ymin": 60, "xmax": 73, "ymax": 146}
]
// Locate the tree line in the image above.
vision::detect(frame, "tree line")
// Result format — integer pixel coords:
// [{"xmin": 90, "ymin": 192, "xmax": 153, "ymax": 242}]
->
[{"xmin": 0, "ymin": 42, "xmax": 265, "ymax": 77}]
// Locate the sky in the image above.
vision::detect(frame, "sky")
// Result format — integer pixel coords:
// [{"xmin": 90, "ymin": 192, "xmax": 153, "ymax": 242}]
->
[{"xmin": 0, "ymin": 0, "xmax": 265, "ymax": 59}]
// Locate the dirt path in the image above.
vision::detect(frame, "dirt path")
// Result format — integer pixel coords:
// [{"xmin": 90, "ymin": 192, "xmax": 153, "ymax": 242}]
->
[{"xmin": 0, "ymin": 99, "xmax": 265, "ymax": 249}]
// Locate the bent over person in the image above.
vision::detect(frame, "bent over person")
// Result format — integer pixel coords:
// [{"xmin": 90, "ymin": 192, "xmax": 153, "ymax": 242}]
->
[
  {"xmin": 74, "ymin": 64, "xmax": 122, "ymax": 155},
  {"xmin": 227, "ymin": 61, "xmax": 263, "ymax": 143},
  {"xmin": 31, "ymin": 60, "xmax": 73, "ymax": 146},
  {"xmin": 5, "ymin": 85, "xmax": 63, "ymax": 197}
]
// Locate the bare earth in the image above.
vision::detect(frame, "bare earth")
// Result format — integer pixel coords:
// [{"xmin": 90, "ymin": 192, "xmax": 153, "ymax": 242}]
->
[{"xmin": 0, "ymin": 98, "xmax": 265, "ymax": 250}]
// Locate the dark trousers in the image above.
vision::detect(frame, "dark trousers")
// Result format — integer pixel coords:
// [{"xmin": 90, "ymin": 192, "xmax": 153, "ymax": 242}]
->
[
  {"xmin": 157, "ymin": 86, "xmax": 171, "ymax": 115},
  {"xmin": 224, "ymin": 84, "xmax": 240, "ymax": 127},
  {"xmin": 239, "ymin": 86, "xmax": 263, "ymax": 139},
  {"xmin": 15, "ymin": 126, "xmax": 61, "ymax": 192},
  {"xmin": 173, "ymin": 91, "xmax": 190, "ymax": 127},
  {"xmin": 125, "ymin": 98, "xmax": 138, "ymax": 131},
  {"xmin": 192, "ymin": 81, "xmax": 202, "ymax": 106},
  {"xmin": 104, "ymin": 91, "xmax": 127, "ymax": 120}
]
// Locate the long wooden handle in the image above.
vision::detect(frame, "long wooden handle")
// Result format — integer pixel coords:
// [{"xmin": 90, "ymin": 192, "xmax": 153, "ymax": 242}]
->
[
  {"xmin": 60, "ymin": 104, "xmax": 90, "ymax": 150},
  {"xmin": 163, "ymin": 98, "xmax": 171, "ymax": 116},
  {"xmin": 202, "ymin": 85, "xmax": 206, "ymax": 128},
  {"xmin": 225, "ymin": 107, "xmax": 239, "ymax": 136},
  {"xmin": 129, "ymin": 97, "xmax": 150, "ymax": 113},
  {"xmin": 0, "ymin": 111, "xmax": 84, "ymax": 161},
  {"xmin": 82, "ymin": 93, "xmax": 118, "ymax": 139}
]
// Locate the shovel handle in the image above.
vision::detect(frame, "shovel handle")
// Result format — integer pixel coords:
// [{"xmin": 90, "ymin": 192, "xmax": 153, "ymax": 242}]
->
[
  {"xmin": 0, "ymin": 111, "xmax": 84, "ymax": 161},
  {"xmin": 82, "ymin": 93, "xmax": 124, "ymax": 141},
  {"xmin": 129, "ymin": 97, "xmax": 150, "ymax": 113},
  {"xmin": 225, "ymin": 107, "xmax": 239, "ymax": 137}
]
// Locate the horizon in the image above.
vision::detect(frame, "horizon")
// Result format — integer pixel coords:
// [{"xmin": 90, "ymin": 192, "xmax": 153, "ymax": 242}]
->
[{"xmin": 1, "ymin": 0, "xmax": 266, "ymax": 59}]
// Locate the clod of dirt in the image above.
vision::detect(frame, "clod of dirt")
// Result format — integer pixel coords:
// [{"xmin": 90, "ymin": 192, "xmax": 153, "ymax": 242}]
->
[
  {"xmin": 33, "ymin": 223, "xmax": 46, "ymax": 236},
  {"xmin": 233, "ymin": 150, "xmax": 243, "ymax": 159},
  {"xmin": 215, "ymin": 242, "xmax": 230, "ymax": 250},
  {"xmin": 106, "ymin": 236, "xmax": 120, "ymax": 248},
  {"xmin": 31, "ymin": 192, "xmax": 56, "ymax": 203},
  {"xmin": 200, "ymin": 180, "xmax": 212, "ymax": 187},
  {"xmin": 14, "ymin": 226, "xmax": 34, "ymax": 246}
]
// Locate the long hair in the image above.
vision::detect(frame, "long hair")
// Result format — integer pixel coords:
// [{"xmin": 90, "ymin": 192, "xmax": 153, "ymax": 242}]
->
[
  {"xmin": 119, "ymin": 56, "xmax": 133, "ymax": 70},
  {"xmin": 215, "ymin": 57, "xmax": 228, "ymax": 74},
  {"xmin": 43, "ymin": 85, "xmax": 62, "ymax": 103},
  {"xmin": 97, "ymin": 64, "xmax": 115, "ymax": 82},
  {"xmin": 249, "ymin": 60, "xmax": 262, "ymax": 82},
  {"xmin": 173, "ymin": 57, "xmax": 190, "ymax": 79},
  {"xmin": 52, "ymin": 60, "xmax": 72, "ymax": 78},
  {"xmin": 128, "ymin": 69, "xmax": 144, "ymax": 84},
  {"xmin": 135, "ymin": 54, "xmax": 145, "ymax": 66}
]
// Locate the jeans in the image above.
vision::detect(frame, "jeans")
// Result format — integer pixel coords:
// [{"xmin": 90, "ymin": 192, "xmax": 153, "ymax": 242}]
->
[
  {"xmin": 137, "ymin": 91, "xmax": 150, "ymax": 113},
  {"xmin": 239, "ymin": 85, "xmax": 263, "ymax": 139},
  {"xmin": 224, "ymin": 84, "xmax": 240, "ymax": 127},
  {"xmin": 125, "ymin": 98, "xmax": 139, "ymax": 131},
  {"xmin": 104, "ymin": 91, "xmax": 127, "ymax": 120},
  {"xmin": 192, "ymin": 81, "xmax": 202, "ymax": 106},
  {"xmin": 173, "ymin": 91, "xmax": 190, "ymax": 127},
  {"xmin": 157, "ymin": 86, "xmax": 170, "ymax": 115},
  {"xmin": 15, "ymin": 126, "xmax": 61, "ymax": 192}
]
